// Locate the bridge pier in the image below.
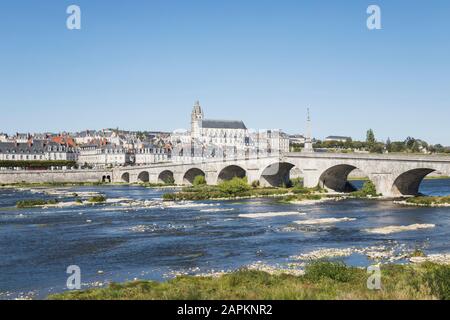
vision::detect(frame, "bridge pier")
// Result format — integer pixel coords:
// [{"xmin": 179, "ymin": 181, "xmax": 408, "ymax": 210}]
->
[
  {"xmin": 302, "ymin": 169, "xmax": 321, "ymax": 189},
  {"xmin": 367, "ymin": 173, "xmax": 395, "ymax": 197},
  {"xmin": 205, "ymin": 171, "xmax": 217, "ymax": 185},
  {"xmin": 173, "ymin": 172, "xmax": 185, "ymax": 185},
  {"xmin": 149, "ymin": 173, "xmax": 159, "ymax": 184},
  {"xmin": 246, "ymin": 168, "xmax": 261, "ymax": 185}
]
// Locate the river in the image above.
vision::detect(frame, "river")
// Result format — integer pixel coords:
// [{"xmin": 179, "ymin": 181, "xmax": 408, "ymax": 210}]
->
[{"xmin": 0, "ymin": 179, "xmax": 449, "ymax": 299}]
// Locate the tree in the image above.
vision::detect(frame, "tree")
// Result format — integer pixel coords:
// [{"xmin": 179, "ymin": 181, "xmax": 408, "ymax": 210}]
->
[
  {"xmin": 386, "ymin": 137, "xmax": 392, "ymax": 152},
  {"xmin": 405, "ymin": 137, "xmax": 416, "ymax": 150},
  {"xmin": 366, "ymin": 129, "xmax": 378, "ymax": 153},
  {"xmin": 366, "ymin": 129, "xmax": 376, "ymax": 146}
]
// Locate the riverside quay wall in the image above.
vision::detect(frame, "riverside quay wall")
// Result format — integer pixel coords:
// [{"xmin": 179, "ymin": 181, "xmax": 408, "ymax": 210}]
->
[{"xmin": 0, "ymin": 169, "xmax": 112, "ymax": 184}]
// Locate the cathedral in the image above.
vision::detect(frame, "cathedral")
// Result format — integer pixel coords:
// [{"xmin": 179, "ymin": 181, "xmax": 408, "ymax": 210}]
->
[
  {"xmin": 170, "ymin": 101, "xmax": 289, "ymax": 162},
  {"xmin": 190, "ymin": 101, "xmax": 249, "ymax": 148}
]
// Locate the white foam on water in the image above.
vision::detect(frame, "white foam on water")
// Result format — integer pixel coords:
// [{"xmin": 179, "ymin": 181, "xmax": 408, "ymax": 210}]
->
[
  {"xmin": 200, "ymin": 208, "xmax": 235, "ymax": 213},
  {"xmin": 292, "ymin": 248, "xmax": 355, "ymax": 260},
  {"xmin": 105, "ymin": 198, "xmax": 133, "ymax": 204},
  {"xmin": 363, "ymin": 224, "xmax": 435, "ymax": 235},
  {"xmin": 163, "ymin": 202, "xmax": 219, "ymax": 209},
  {"xmin": 291, "ymin": 243, "xmax": 413, "ymax": 263},
  {"xmin": 294, "ymin": 217, "xmax": 356, "ymax": 225},
  {"xmin": 239, "ymin": 211, "xmax": 306, "ymax": 218},
  {"xmin": 410, "ymin": 253, "xmax": 450, "ymax": 264}
]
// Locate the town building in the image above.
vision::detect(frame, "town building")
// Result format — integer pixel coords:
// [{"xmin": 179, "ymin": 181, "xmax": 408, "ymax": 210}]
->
[
  {"xmin": 77, "ymin": 144, "xmax": 131, "ymax": 168},
  {"xmin": 288, "ymin": 134, "xmax": 306, "ymax": 145},
  {"xmin": 324, "ymin": 136, "xmax": 352, "ymax": 143},
  {"xmin": 134, "ymin": 144, "xmax": 169, "ymax": 165},
  {"xmin": 0, "ymin": 140, "xmax": 77, "ymax": 162}
]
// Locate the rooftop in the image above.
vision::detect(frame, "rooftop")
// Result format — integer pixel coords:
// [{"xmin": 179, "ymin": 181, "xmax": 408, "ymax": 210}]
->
[{"xmin": 202, "ymin": 119, "xmax": 247, "ymax": 130}]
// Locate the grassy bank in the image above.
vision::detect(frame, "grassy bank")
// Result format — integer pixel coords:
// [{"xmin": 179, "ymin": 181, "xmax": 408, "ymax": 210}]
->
[
  {"xmin": 16, "ymin": 198, "xmax": 60, "ymax": 208},
  {"xmin": 48, "ymin": 261, "xmax": 450, "ymax": 300},
  {"xmin": 136, "ymin": 182, "xmax": 176, "ymax": 188},
  {"xmin": 15, "ymin": 195, "xmax": 107, "ymax": 208},
  {"xmin": 424, "ymin": 176, "xmax": 450, "ymax": 180},
  {"xmin": 163, "ymin": 177, "xmax": 328, "ymax": 201},
  {"xmin": 406, "ymin": 196, "xmax": 450, "ymax": 206}
]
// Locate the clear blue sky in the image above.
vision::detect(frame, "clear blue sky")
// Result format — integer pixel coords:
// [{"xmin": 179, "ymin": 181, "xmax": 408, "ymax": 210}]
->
[{"xmin": 1, "ymin": 1, "xmax": 449, "ymax": 144}]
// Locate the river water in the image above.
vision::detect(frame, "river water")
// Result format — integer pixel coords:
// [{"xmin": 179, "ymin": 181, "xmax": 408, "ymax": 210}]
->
[{"xmin": 0, "ymin": 180, "xmax": 449, "ymax": 299}]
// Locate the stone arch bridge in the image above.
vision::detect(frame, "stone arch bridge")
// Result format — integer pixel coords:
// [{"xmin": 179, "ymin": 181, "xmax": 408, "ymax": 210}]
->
[{"xmin": 112, "ymin": 153, "xmax": 450, "ymax": 198}]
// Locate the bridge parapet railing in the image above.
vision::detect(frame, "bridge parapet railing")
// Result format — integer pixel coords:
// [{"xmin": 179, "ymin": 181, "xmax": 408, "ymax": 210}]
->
[{"xmin": 287, "ymin": 152, "xmax": 450, "ymax": 162}]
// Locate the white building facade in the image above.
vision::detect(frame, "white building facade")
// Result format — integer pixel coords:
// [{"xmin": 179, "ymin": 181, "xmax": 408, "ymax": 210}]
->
[
  {"xmin": 77, "ymin": 145, "xmax": 131, "ymax": 167},
  {"xmin": 0, "ymin": 141, "xmax": 77, "ymax": 162}
]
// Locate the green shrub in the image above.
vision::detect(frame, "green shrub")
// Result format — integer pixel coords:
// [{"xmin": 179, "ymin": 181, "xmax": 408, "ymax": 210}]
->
[
  {"xmin": 421, "ymin": 263, "xmax": 450, "ymax": 300},
  {"xmin": 218, "ymin": 177, "xmax": 251, "ymax": 196},
  {"xmin": 290, "ymin": 178, "xmax": 303, "ymax": 188},
  {"xmin": 304, "ymin": 261, "xmax": 356, "ymax": 283},
  {"xmin": 351, "ymin": 181, "xmax": 379, "ymax": 198},
  {"xmin": 192, "ymin": 175, "xmax": 207, "ymax": 186},
  {"xmin": 251, "ymin": 180, "xmax": 260, "ymax": 188}
]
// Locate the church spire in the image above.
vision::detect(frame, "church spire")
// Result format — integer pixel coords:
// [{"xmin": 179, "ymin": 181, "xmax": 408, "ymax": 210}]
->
[{"xmin": 193, "ymin": 100, "xmax": 202, "ymax": 113}]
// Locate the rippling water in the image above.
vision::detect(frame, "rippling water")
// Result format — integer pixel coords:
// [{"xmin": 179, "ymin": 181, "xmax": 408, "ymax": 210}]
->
[{"xmin": 1, "ymin": 180, "xmax": 450, "ymax": 299}]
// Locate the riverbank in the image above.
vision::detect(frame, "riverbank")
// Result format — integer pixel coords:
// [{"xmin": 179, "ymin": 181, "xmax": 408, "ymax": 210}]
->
[
  {"xmin": 395, "ymin": 196, "xmax": 450, "ymax": 207},
  {"xmin": 48, "ymin": 261, "xmax": 450, "ymax": 300},
  {"xmin": 162, "ymin": 177, "xmax": 331, "ymax": 202},
  {"xmin": 163, "ymin": 178, "xmax": 381, "ymax": 204}
]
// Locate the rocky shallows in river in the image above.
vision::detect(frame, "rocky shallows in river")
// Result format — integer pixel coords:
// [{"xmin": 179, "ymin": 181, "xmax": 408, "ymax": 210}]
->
[{"xmin": 0, "ymin": 179, "xmax": 449, "ymax": 299}]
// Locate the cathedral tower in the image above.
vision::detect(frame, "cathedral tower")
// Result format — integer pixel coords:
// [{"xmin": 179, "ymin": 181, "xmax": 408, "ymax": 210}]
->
[{"xmin": 191, "ymin": 100, "xmax": 203, "ymax": 138}]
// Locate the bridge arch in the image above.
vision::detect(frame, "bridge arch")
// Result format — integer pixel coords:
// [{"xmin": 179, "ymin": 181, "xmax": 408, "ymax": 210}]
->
[
  {"xmin": 218, "ymin": 165, "xmax": 246, "ymax": 183},
  {"xmin": 121, "ymin": 172, "xmax": 130, "ymax": 183},
  {"xmin": 391, "ymin": 168, "xmax": 436, "ymax": 196},
  {"xmin": 137, "ymin": 171, "xmax": 150, "ymax": 183},
  {"xmin": 158, "ymin": 170, "xmax": 174, "ymax": 184},
  {"xmin": 318, "ymin": 164, "xmax": 368, "ymax": 193},
  {"xmin": 183, "ymin": 168, "xmax": 206, "ymax": 185},
  {"xmin": 260, "ymin": 162, "xmax": 296, "ymax": 187}
]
